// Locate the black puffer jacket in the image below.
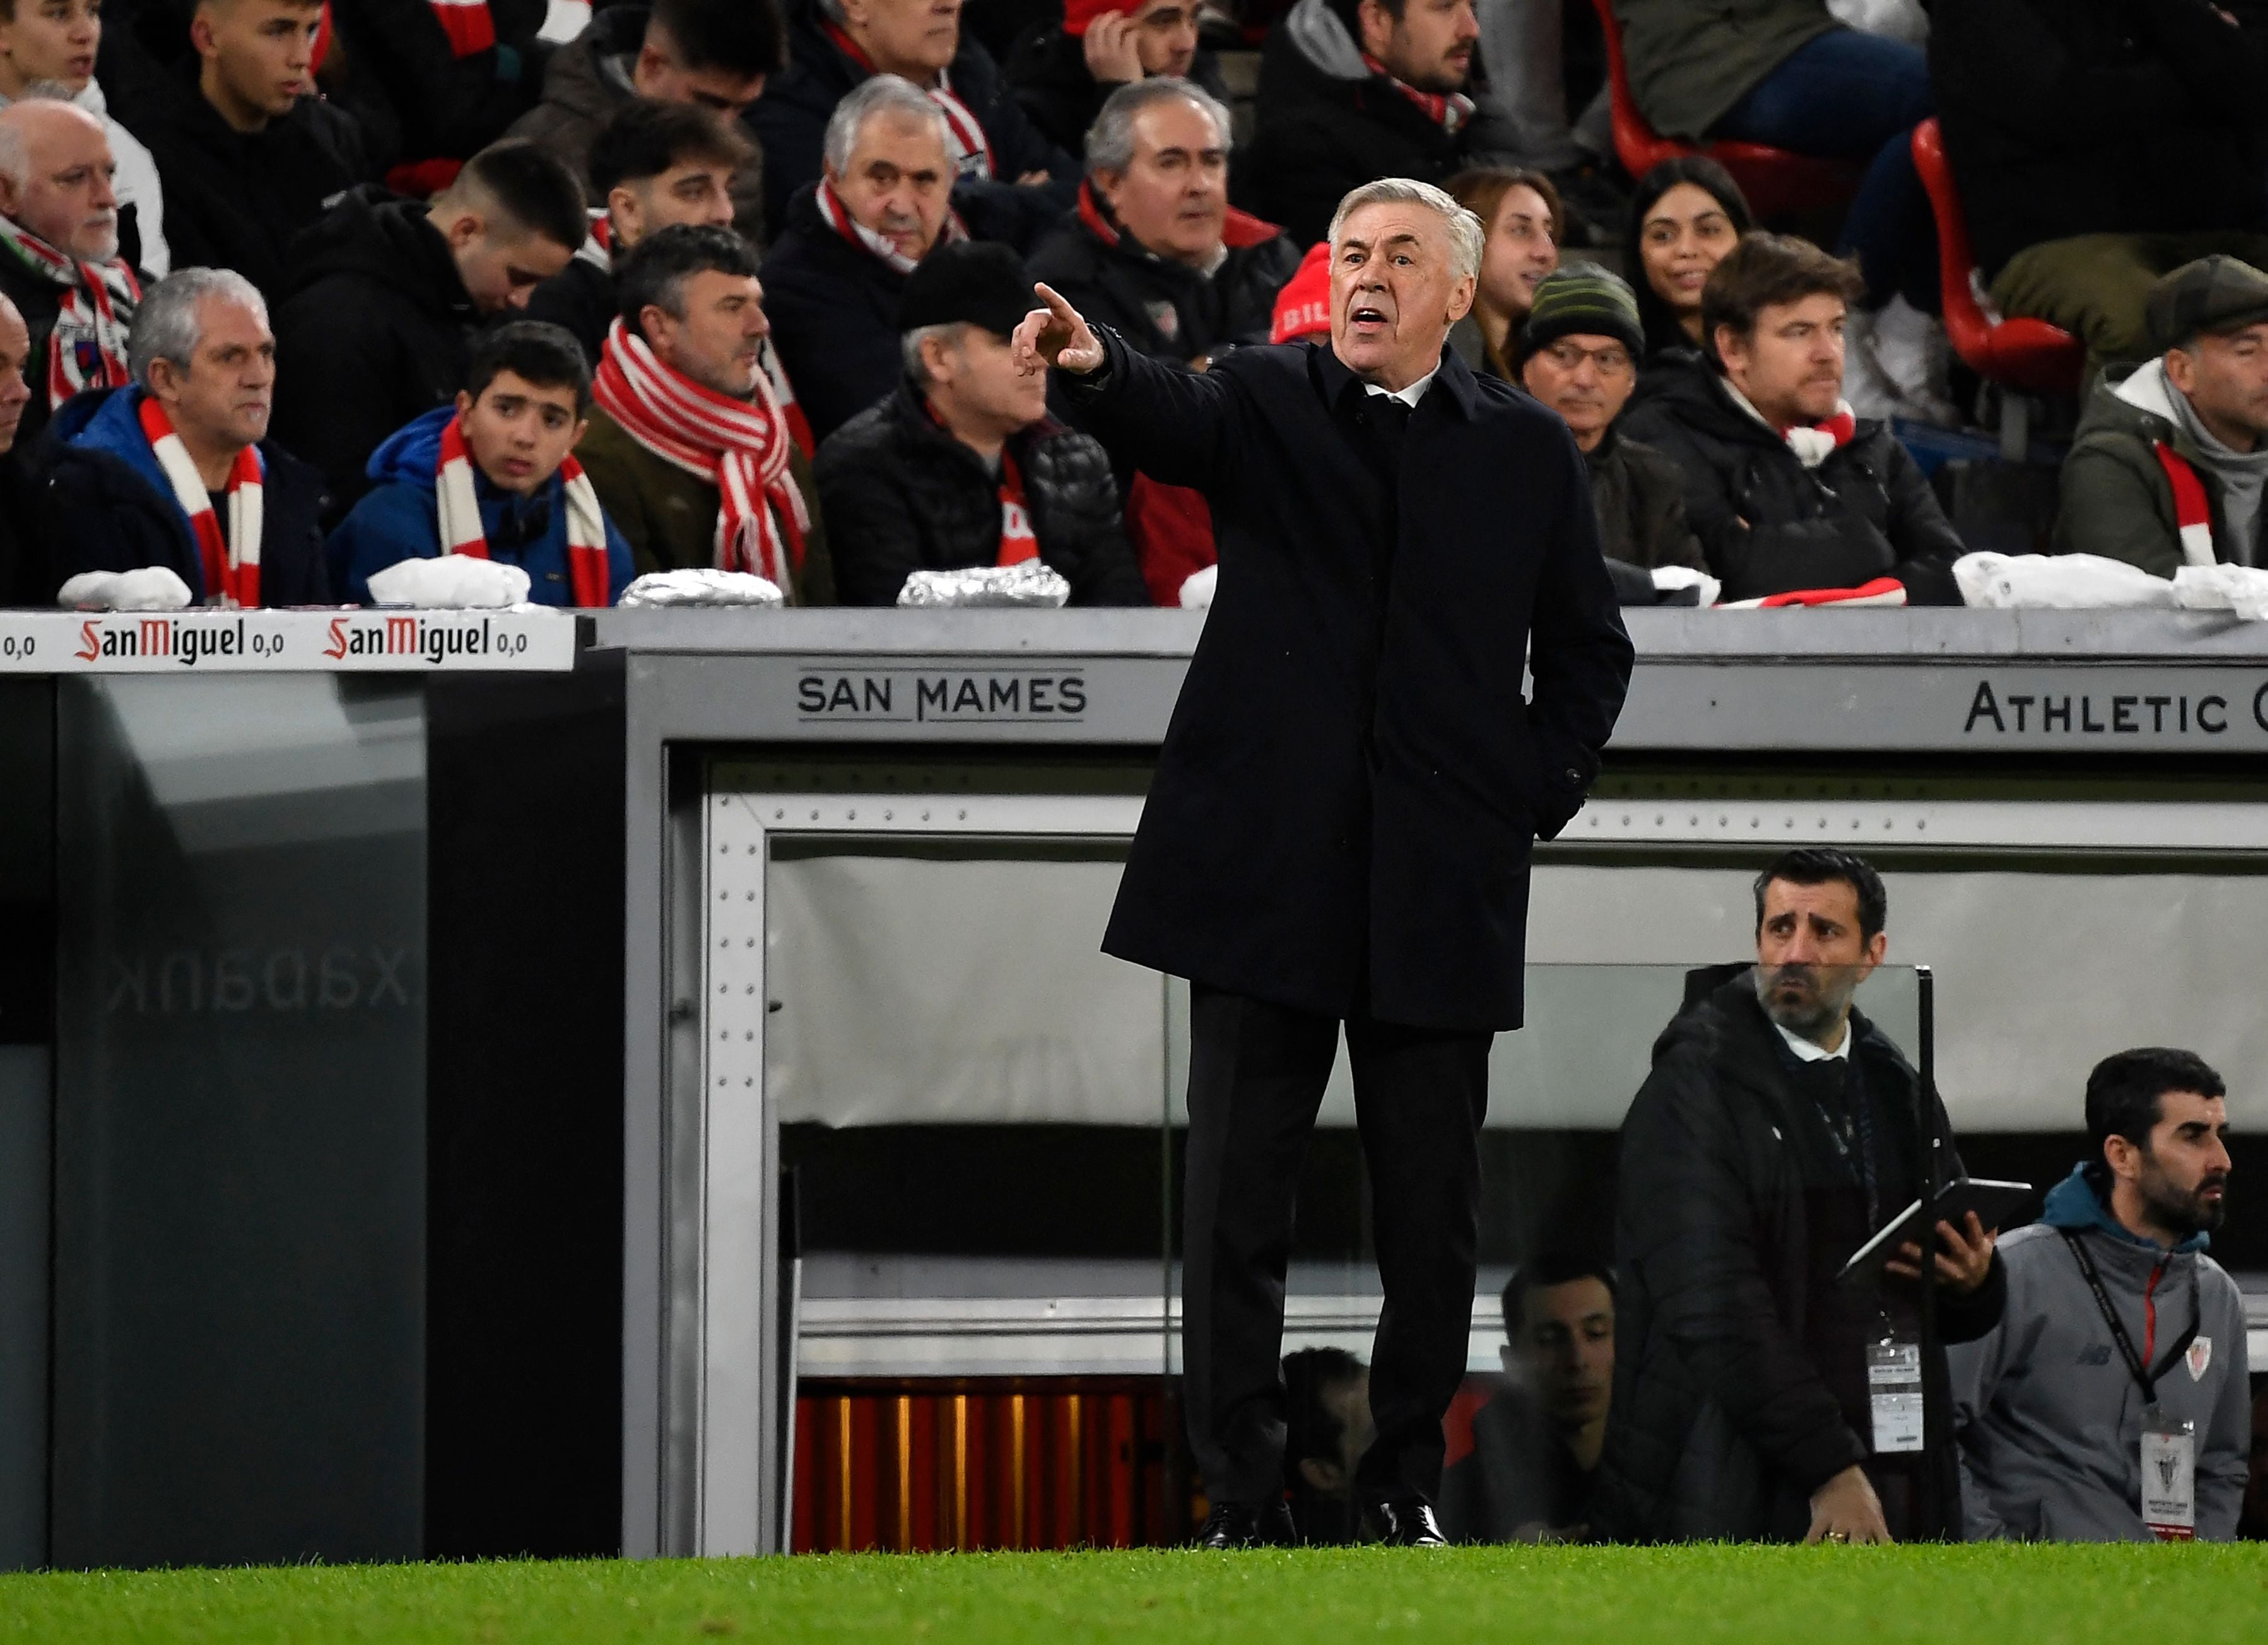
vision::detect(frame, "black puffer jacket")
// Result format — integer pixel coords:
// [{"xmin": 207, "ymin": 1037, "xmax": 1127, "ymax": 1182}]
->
[
  {"xmin": 0, "ymin": 450, "xmax": 58, "ymax": 606},
  {"xmin": 1617, "ymin": 353, "xmax": 1965, "ymax": 604},
  {"xmin": 1025, "ymin": 186, "xmax": 1304, "ymax": 366},
  {"xmin": 814, "ymin": 375, "xmax": 1147, "ymax": 606},
  {"xmin": 1587, "ymin": 423, "xmax": 1705, "ymax": 580},
  {"xmin": 760, "ymin": 182, "xmax": 910, "ymax": 443},
  {"xmin": 1590, "ymin": 968, "xmax": 2006, "ymax": 1544},
  {"xmin": 1932, "ymin": 0, "xmax": 2268, "ymax": 280},
  {"xmin": 271, "ymin": 187, "xmax": 483, "ymax": 524},
  {"xmin": 747, "ymin": 0, "xmax": 1078, "ymax": 251},
  {"xmin": 1003, "ymin": 25, "xmax": 1232, "ymax": 158},
  {"xmin": 112, "ymin": 32, "xmax": 372, "ymax": 306}
]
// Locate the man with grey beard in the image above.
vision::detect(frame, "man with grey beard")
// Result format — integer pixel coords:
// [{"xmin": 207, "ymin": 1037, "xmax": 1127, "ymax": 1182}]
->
[{"xmin": 1590, "ymin": 848, "xmax": 2006, "ymax": 1547}]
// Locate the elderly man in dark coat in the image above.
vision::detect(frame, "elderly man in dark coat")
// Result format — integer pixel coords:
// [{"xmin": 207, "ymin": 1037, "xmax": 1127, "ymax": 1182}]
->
[{"xmin": 1017, "ymin": 175, "xmax": 1634, "ymax": 1549}]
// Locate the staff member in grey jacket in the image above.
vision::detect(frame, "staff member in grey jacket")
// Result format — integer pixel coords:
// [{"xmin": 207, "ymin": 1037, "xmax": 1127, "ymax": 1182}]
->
[{"xmin": 1951, "ymin": 1048, "xmax": 2249, "ymax": 1541}]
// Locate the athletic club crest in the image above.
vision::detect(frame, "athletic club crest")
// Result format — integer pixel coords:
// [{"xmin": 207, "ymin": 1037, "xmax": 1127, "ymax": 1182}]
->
[
  {"xmin": 1144, "ymin": 300, "xmax": 1180, "ymax": 342},
  {"xmin": 2188, "ymin": 1336, "xmax": 2212, "ymax": 1381}
]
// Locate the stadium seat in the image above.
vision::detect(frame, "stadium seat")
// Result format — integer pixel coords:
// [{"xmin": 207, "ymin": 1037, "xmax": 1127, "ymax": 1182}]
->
[
  {"xmin": 1587, "ymin": 0, "xmax": 1863, "ymax": 221},
  {"xmin": 1909, "ymin": 119, "xmax": 2084, "ymax": 400}
]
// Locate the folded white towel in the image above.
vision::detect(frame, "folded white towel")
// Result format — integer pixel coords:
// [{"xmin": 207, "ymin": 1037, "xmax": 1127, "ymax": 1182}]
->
[
  {"xmin": 365, "ymin": 554, "xmax": 532, "ymax": 609},
  {"xmin": 1953, "ymin": 552, "xmax": 2178, "ymax": 610},
  {"xmin": 56, "ymin": 567, "xmax": 194, "ymax": 611}
]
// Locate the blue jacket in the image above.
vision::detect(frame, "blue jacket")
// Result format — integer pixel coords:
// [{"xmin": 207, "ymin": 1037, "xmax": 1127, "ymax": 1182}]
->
[
  {"xmin": 325, "ymin": 406, "xmax": 634, "ymax": 606},
  {"xmin": 45, "ymin": 386, "xmax": 332, "ymax": 606}
]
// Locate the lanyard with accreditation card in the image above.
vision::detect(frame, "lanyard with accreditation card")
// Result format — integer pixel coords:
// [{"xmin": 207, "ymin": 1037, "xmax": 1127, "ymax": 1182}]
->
[{"xmin": 2058, "ymin": 1230, "xmax": 2202, "ymax": 1540}]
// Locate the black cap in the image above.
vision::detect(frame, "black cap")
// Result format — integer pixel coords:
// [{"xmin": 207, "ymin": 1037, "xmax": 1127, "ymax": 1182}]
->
[
  {"xmin": 897, "ymin": 242, "xmax": 1038, "ymax": 340},
  {"xmin": 2146, "ymin": 255, "xmax": 2268, "ymax": 354}
]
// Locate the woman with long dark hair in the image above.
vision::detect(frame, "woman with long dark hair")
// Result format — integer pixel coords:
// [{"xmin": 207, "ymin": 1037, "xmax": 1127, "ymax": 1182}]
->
[{"xmin": 1622, "ymin": 157, "xmax": 1753, "ymax": 363}]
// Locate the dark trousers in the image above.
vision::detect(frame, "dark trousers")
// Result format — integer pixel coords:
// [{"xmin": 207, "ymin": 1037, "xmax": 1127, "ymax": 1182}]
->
[{"xmin": 1181, "ymin": 984, "xmax": 1493, "ymax": 1507}]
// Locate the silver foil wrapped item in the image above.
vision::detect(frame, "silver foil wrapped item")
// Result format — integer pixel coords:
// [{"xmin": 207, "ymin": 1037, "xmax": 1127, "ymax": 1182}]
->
[
  {"xmin": 618, "ymin": 569, "xmax": 785, "ymax": 608},
  {"xmin": 895, "ymin": 561, "xmax": 1071, "ymax": 609}
]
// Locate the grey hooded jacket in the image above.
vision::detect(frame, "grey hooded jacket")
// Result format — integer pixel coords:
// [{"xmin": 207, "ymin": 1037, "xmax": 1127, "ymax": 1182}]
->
[{"xmin": 1949, "ymin": 1164, "xmax": 2250, "ymax": 1541}]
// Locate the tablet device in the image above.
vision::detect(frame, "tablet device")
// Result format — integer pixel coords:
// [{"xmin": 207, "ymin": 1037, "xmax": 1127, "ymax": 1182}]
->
[{"xmin": 1836, "ymin": 1178, "xmax": 2036, "ymax": 1285}]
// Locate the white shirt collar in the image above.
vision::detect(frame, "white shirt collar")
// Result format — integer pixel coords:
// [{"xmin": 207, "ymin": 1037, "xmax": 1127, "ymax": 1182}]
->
[
  {"xmin": 1364, "ymin": 366, "xmax": 1437, "ymax": 409},
  {"xmin": 1775, "ymin": 1019, "xmax": 1852, "ymax": 1063}
]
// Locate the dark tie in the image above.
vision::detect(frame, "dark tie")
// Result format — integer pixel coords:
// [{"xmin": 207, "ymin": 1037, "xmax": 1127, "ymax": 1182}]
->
[
  {"xmin": 1366, "ymin": 394, "xmax": 1413, "ymax": 470},
  {"xmin": 1356, "ymin": 394, "xmax": 1411, "ymax": 603}
]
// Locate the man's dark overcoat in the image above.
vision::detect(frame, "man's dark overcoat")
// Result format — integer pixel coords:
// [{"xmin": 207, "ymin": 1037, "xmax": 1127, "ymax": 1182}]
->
[{"xmin": 1069, "ymin": 328, "xmax": 1635, "ymax": 1033}]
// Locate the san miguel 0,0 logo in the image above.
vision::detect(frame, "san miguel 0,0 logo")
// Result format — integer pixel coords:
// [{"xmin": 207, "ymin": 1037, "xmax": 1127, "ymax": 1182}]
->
[
  {"xmin": 323, "ymin": 614, "xmax": 534, "ymax": 665},
  {"xmin": 73, "ymin": 616, "xmax": 278, "ymax": 665}
]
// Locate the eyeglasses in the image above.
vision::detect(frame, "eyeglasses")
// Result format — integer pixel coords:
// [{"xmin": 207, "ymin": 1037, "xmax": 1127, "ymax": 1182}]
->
[{"xmin": 1540, "ymin": 340, "xmax": 1634, "ymax": 376}]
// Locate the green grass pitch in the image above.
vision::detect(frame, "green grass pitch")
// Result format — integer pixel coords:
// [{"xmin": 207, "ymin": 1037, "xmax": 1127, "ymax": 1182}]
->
[{"xmin": 3, "ymin": 1543, "xmax": 2263, "ymax": 1643}]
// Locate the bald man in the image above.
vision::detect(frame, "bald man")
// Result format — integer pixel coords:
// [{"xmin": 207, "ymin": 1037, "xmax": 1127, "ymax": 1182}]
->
[{"xmin": 0, "ymin": 97, "xmax": 137, "ymax": 448}]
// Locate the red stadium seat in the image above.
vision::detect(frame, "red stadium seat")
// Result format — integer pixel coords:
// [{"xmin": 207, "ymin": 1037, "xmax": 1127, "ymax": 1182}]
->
[
  {"xmin": 1587, "ymin": 0, "xmax": 1863, "ymax": 221},
  {"xmin": 1909, "ymin": 118, "xmax": 2084, "ymax": 398}
]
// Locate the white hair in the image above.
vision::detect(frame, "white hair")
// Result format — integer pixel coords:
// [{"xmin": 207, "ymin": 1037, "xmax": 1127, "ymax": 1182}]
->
[
  {"xmin": 900, "ymin": 320, "xmax": 966, "ymax": 385},
  {"xmin": 0, "ymin": 84, "xmax": 85, "ymax": 192},
  {"xmin": 128, "ymin": 268, "xmax": 269, "ymax": 388},
  {"xmin": 1083, "ymin": 77, "xmax": 1233, "ymax": 179},
  {"xmin": 822, "ymin": 74, "xmax": 950, "ymax": 178},
  {"xmin": 1327, "ymin": 177, "xmax": 1484, "ymax": 283}
]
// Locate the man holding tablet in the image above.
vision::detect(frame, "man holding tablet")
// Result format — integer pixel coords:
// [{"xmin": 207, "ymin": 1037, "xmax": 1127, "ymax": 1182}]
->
[{"xmin": 1592, "ymin": 848, "xmax": 2006, "ymax": 1545}]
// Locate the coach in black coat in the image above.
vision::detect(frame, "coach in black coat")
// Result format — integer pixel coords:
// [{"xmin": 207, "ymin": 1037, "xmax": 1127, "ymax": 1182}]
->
[{"xmin": 1020, "ymin": 180, "xmax": 1632, "ymax": 1547}]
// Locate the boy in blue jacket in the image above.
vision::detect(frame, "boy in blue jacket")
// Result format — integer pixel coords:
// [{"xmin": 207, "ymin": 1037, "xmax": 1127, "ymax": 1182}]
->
[{"xmin": 329, "ymin": 322, "xmax": 635, "ymax": 606}]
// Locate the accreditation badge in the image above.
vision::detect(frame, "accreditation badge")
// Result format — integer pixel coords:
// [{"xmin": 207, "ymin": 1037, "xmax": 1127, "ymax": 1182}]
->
[
  {"xmin": 1867, "ymin": 1336, "xmax": 1925, "ymax": 1454},
  {"xmin": 2140, "ymin": 1403, "xmax": 2197, "ymax": 1540}
]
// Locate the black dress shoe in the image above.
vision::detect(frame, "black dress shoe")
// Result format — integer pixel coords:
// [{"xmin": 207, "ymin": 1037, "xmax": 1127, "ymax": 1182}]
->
[
  {"xmin": 1359, "ymin": 1498, "xmax": 1448, "ymax": 1547},
  {"xmin": 1195, "ymin": 1498, "xmax": 1296, "ymax": 1549}
]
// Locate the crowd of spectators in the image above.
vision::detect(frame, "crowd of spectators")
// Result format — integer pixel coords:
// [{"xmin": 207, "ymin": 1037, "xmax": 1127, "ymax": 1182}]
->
[{"xmin": 3, "ymin": 0, "xmax": 2268, "ymax": 614}]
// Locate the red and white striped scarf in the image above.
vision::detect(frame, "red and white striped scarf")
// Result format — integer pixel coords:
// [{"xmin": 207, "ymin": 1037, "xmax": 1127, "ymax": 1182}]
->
[
  {"xmin": 2154, "ymin": 443, "xmax": 2220, "ymax": 567},
  {"xmin": 1725, "ymin": 379, "xmax": 1859, "ymax": 469},
  {"xmin": 1360, "ymin": 54, "xmax": 1473, "ymax": 134},
  {"xmin": 592, "ymin": 318, "xmax": 811, "ymax": 587},
  {"xmin": 429, "ymin": 0, "xmax": 495, "ymax": 56},
  {"xmin": 0, "ymin": 213, "xmax": 138, "ymax": 409},
  {"xmin": 760, "ymin": 337, "xmax": 815, "ymax": 457},
  {"xmin": 138, "ymin": 392, "xmax": 262, "ymax": 608},
  {"xmin": 822, "ymin": 21, "xmax": 995, "ymax": 177},
  {"xmin": 435, "ymin": 413, "xmax": 613, "ymax": 607},
  {"xmin": 589, "ymin": 221, "xmax": 812, "ymax": 454},
  {"xmin": 814, "ymin": 175, "xmax": 966, "ymax": 276}
]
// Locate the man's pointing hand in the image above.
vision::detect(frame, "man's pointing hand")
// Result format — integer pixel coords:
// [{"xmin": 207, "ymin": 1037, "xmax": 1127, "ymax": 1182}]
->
[{"xmin": 1013, "ymin": 282, "xmax": 1105, "ymax": 377}]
